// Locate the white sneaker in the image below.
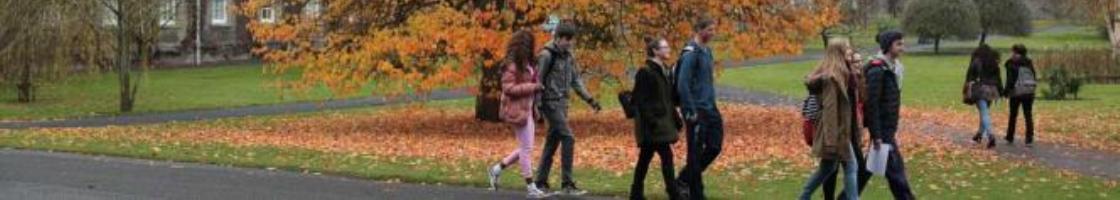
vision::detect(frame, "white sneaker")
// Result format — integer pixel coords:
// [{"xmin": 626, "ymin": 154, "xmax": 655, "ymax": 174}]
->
[
  {"xmin": 527, "ymin": 183, "xmax": 551, "ymax": 199},
  {"xmin": 487, "ymin": 164, "xmax": 502, "ymax": 190}
]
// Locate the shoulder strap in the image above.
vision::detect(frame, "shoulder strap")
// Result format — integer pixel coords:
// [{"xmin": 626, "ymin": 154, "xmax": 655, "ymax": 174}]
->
[
  {"xmin": 674, "ymin": 45, "xmax": 697, "ymax": 84},
  {"xmin": 541, "ymin": 47, "xmax": 561, "ymax": 90}
]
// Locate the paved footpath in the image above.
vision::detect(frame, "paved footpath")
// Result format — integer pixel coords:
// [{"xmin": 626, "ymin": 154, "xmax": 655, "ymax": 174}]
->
[{"xmin": 0, "ymin": 149, "xmax": 614, "ymax": 200}]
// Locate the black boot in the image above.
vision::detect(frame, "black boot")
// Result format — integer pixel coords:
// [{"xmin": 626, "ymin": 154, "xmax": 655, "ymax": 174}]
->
[{"xmin": 987, "ymin": 135, "xmax": 997, "ymax": 149}]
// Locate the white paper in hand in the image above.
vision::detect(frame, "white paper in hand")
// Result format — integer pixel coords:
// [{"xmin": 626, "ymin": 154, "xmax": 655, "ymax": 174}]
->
[{"xmin": 866, "ymin": 144, "xmax": 892, "ymax": 176}]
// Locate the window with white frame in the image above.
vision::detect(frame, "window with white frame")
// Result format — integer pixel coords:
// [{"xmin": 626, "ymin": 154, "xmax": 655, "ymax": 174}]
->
[
  {"xmin": 259, "ymin": 7, "xmax": 275, "ymax": 23},
  {"xmin": 211, "ymin": 0, "xmax": 228, "ymax": 25},
  {"xmin": 160, "ymin": 0, "xmax": 178, "ymax": 26}
]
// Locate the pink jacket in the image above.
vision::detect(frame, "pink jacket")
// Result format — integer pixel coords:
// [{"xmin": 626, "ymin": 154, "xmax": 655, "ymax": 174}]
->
[{"xmin": 500, "ymin": 63, "xmax": 540, "ymax": 126}]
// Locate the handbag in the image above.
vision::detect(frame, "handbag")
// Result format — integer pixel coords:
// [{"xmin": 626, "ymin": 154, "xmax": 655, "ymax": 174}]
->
[
  {"xmin": 800, "ymin": 94, "xmax": 820, "ymax": 146},
  {"xmin": 618, "ymin": 91, "xmax": 637, "ymax": 119}
]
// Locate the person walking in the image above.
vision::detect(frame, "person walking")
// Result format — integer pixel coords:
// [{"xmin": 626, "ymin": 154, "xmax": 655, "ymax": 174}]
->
[
  {"xmin": 534, "ymin": 22, "xmax": 601, "ymax": 196},
  {"xmin": 859, "ymin": 30, "xmax": 916, "ymax": 200},
  {"xmin": 798, "ymin": 39, "xmax": 861, "ymax": 200},
  {"xmin": 965, "ymin": 44, "xmax": 1004, "ymax": 149},
  {"xmin": 487, "ymin": 30, "xmax": 550, "ymax": 199},
  {"xmin": 629, "ymin": 36, "xmax": 684, "ymax": 200},
  {"xmin": 1003, "ymin": 44, "xmax": 1037, "ymax": 147},
  {"xmin": 675, "ymin": 16, "xmax": 723, "ymax": 200}
]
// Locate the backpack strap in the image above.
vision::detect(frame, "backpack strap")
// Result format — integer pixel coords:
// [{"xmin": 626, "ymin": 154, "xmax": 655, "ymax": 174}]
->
[{"xmin": 540, "ymin": 47, "xmax": 561, "ymax": 94}]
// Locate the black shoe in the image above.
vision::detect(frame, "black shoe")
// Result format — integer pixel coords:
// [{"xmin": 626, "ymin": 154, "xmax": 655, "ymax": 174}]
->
[
  {"xmin": 987, "ymin": 137, "xmax": 996, "ymax": 149},
  {"xmin": 559, "ymin": 182, "xmax": 587, "ymax": 196},
  {"xmin": 675, "ymin": 180, "xmax": 690, "ymax": 199},
  {"xmin": 534, "ymin": 181, "xmax": 550, "ymax": 192},
  {"xmin": 972, "ymin": 133, "xmax": 982, "ymax": 144},
  {"xmin": 1005, "ymin": 137, "xmax": 1014, "ymax": 145}
]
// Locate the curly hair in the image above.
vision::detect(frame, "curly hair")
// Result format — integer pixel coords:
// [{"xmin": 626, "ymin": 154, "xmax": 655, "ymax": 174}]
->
[{"xmin": 506, "ymin": 30, "xmax": 536, "ymax": 73}]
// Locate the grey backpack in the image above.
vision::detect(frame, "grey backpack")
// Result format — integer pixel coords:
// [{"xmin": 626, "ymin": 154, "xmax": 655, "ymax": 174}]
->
[{"xmin": 1012, "ymin": 67, "xmax": 1037, "ymax": 97}]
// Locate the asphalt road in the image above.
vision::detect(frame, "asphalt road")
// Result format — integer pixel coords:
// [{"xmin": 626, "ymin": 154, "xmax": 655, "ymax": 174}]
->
[{"xmin": 0, "ymin": 149, "xmax": 613, "ymax": 200}]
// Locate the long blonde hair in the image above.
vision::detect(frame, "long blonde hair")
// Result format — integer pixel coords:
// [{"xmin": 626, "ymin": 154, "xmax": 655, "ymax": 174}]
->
[{"xmin": 811, "ymin": 39, "xmax": 852, "ymax": 87}]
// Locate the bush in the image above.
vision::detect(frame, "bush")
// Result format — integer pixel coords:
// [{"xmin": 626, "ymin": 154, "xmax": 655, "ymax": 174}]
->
[
  {"xmin": 1042, "ymin": 67, "xmax": 1084, "ymax": 100},
  {"xmin": 1036, "ymin": 48, "xmax": 1120, "ymax": 84}
]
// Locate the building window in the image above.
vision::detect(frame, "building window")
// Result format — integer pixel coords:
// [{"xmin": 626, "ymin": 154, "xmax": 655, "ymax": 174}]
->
[
  {"xmin": 259, "ymin": 7, "xmax": 275, "ymax": 23},
  {"xmin": 160, "ymin": 0, "xmax": 178, "ymax": 26},
  {"xmin": 211, "ymin": 0, "xmax": 228, "ymax": 25}
]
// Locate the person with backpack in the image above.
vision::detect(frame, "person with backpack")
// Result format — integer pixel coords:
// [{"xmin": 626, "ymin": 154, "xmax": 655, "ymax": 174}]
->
[
  {"xmin": 797, "ymin": 39, "xmax": 860, "ymax": 200},
  {"xmin": 965, "ymin": 44, "xmax": 1004, "ymax": 149},
  {"xmin": 629, "ymin": 36, "xmax": 684, "ymax": 200},
  {"xmin": 1003, "ymin": 44, "xmax": 1037, "ymax": 147},
  {"xmin": 534, "ymin": 22, "xmax": 601, "ymax": 196},
  {"xmin": 487, "ymin": 30, "xmax": 551, "ymax": 199},
  {"xmin": 674, "ymin": 16, "xmax": 723, "ymax": 200},
  {"xmin": 858, "ymin": 30, "xmax": 916, "ymax": 199}
]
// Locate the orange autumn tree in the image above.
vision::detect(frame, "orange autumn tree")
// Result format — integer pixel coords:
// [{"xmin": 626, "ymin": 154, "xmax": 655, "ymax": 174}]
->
[{"xmin": 237, "ymin": 0, "xmax": 839, "ymax": 117}]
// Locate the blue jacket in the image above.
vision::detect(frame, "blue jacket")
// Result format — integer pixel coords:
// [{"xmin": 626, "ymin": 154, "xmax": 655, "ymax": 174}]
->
[{"xmin": 675, "ymin": 40, "xmax": 718, "ymax": 117}]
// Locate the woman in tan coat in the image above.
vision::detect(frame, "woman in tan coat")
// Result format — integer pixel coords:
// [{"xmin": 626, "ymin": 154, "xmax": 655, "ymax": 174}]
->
[{"xmin": 799, "ymin": 39, "xmax": 859, "ymax": 200}]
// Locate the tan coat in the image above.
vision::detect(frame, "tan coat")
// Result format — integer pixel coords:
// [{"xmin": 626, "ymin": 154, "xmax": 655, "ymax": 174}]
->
[{"xmin": 810, "ymin": 74, "xmax": 855, "ymax": 161}]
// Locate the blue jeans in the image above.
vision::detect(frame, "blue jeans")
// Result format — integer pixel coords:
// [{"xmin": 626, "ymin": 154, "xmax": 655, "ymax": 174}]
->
[
  {"xmin": 977, "ymin": 99, "xmax": 993, "ymax": 139},
  {"xmin": 799, "ymin": 143, "xmax": 858, "ymax": 200}
]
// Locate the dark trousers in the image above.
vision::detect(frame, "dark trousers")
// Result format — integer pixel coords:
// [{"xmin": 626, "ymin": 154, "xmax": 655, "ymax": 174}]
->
[
  {"xmin": 678, "ymin": 110, "xmax": 723, "ymax": 200},
  {"xmin": 1006, "ymin": 96, "xmax": 1035, "ymax": 144},
  {"xmin": 823, "ymin": 136, "xmax": 870, "ymax": 200},
  {"xmin": 537, "ymin": 103, "xmax": 575, "ymax": 187},
  {"xmin": 630, "ymin": 144, "xmax": 681, "ymax": 200},
  {"xmin": 824, "ymin": 142, "xmax": 914, "ymax": 200}
]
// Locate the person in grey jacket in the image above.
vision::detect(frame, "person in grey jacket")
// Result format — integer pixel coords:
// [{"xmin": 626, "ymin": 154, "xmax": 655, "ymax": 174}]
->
[
  {"xmin": 534, "ymin": 22, "xmax": 601, "ymax": 196},
  {"xmin": 674, "ymin": 17, "xmax": 722, "ymax": 200}
]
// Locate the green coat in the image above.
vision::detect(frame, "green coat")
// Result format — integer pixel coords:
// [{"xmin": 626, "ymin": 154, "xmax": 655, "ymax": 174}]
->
[
  {"xmin": 809, "ymin": 74, "xmax": 855, "ymax": 161},
  {"xmin": 633, "ymin": 60, "xmax": 682, "ymax": 147}
]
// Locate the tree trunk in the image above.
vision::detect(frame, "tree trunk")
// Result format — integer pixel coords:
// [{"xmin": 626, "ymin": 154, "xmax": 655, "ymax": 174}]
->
[
  {"xmin": 475, "ymin": 61, "xmax": 501, "ymax": 122},
  {"xmin": 16, "ymin": 64, "xmax": 32, "ymax": 103},
  {"xmin": 934, "ymin": 37, "xmax": 941, "ymax": 54},
  {"xmin": 979, "ymin": 29, "xmax": 989, "ymax": 45},
  {"xmin": 117, "ymin": 10, "xmax": 134, "ymax": 113},
  {"xmin": 120, "ymin": 68, "xmax": 133, "ymax": 112},
  {"xmin": 1109, "ymin": 11, "xmax": 1120, "ymax": 56}
]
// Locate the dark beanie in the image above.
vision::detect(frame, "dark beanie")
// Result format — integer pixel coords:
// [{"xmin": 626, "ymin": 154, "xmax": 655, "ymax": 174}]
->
[{"xmin": 877, "ymin": 30, "xmax": 904, "ymax": 54}]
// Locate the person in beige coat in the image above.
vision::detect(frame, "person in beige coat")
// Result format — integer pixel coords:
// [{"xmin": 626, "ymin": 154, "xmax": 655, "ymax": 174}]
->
[{"xmin": 799, "ymin": 39, "xmax": 859, "ymax": 200}]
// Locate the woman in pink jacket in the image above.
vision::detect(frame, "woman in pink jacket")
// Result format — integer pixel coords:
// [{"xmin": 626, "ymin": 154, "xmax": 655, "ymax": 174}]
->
[{"xmin": 487, "ymin": 30, "xmax": 549, "ymax": 199}]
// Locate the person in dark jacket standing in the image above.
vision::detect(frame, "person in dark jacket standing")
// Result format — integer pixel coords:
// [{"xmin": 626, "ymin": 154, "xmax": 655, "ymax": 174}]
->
[
  {"xmin": 534, "ymin": 22, "xmax": 601, "ymax": 196},
  {"xmin": 1003, "ymin": 44, "xmax": 1037, "ymax": 147},
  {"xmin": 860, "ymin": 30, "xmax": 915, "ymax": 200},
  {"xmin": 966, "ymin": 44, "xmax": 1004, "ymax": 149},
  {"xmin": 629, "ymin": 36, "xmax": 684, "ymax": 200},
  {"xmin": 675, "ymin": 16, "xmax": 723, "ymax": 200}
]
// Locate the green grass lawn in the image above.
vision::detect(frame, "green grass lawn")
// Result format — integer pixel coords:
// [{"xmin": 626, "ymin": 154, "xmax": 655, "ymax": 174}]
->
[
  {"xmin": 719, "ymin": 52, "xmax": 1120, "ymax": 145},
  {"xmin": 0, "ymin": 63, "xmax": 439, "ymax": 120},
  {"xmin": 1, "ymin": 103, "xmax": 1116, "ymax": 199}
]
